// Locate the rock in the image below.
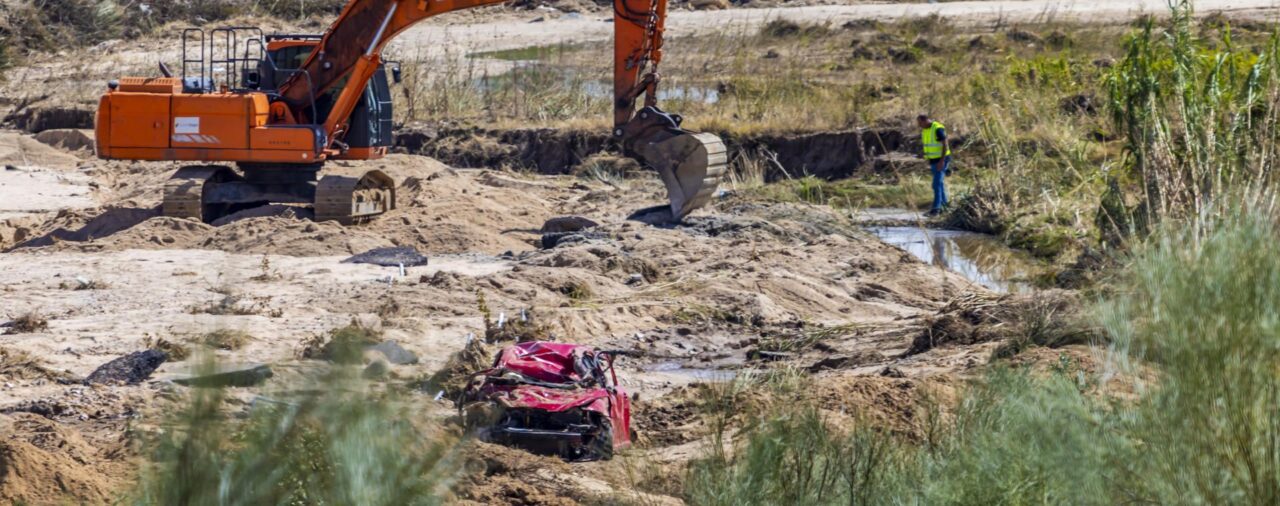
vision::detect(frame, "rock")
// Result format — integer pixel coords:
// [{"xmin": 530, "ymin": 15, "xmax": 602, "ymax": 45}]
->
[
  {"xmin": 1005, "ymin": 28, "xmax": 1042, "ymax": 44},
  {"xmin": 1060, "ymin": 93, "xmax": 1098, "ymax": 116},
  {"xmin": 541, "ymin": 231, "xmax": 608, "ymax": 249},
  {"xmin": 540, "ymin": 216, "xmax": 600, "ymax": 234},
  {"xmin": 746, "ymin": 349, "xmax": 792, "ymax": 362},
  {"xmin": 362, "ymin": 360, "xmax": 390, "ymax": 380},
  {"xmin": 342, "ymin": 246, "xmax": 429, "ymax": 267},
  {"xmin": 887, "ymin": 46, "xmax": 919, "ymax": 64},
  {"xmin": 369, "ymin": 340, "xmax": 419, "ymax": 365},
  {"xmin": 808, "ymin": 351, "xmax": 884, "ymax": 372},
  {"xmin": 172, "ymin": 364, "xmax": 274, "ymax": 388},
  {"xmin": 880, "ymin": 366, "xmax": 906, "ymax": 378},
  {"xmin": 34, "ymin": 129, "xmax": 94, "ymax": 152},
  {"xmin": 85, "ymin": 350, "xmax": 166, "ymax": 385}
]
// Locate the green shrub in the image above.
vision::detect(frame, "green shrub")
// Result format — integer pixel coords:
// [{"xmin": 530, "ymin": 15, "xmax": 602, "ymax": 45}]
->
[
  {"xmin": 132, "ymin": 362, "xmax": 458, "ymax": 505},
  {"xmin": 689, "ymin": 205, "xmax": 1280, "ymax": 505}
]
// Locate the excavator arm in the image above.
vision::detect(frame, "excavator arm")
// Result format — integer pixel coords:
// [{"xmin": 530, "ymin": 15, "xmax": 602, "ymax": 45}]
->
[{"xmin": 277, "ymin": 0, "xmax": 726, "ymax": 220}]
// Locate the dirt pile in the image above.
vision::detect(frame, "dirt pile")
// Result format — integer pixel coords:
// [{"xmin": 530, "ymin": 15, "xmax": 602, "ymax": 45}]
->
[
  {"xmin": 9, "ymin": 155, "xmax": 555, "ymax": 255},
  {"xmin": 0, "ymin": 414, "xmax": 123, "ymax": 504}
]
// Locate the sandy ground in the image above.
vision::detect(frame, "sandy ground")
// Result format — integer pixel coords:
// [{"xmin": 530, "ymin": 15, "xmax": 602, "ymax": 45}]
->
[
  {"xmin": 0, "ymin": 1, "xmax": 1176, "ymax": 502},
  {"xmin": 0, "ymin": 122, "xmax": 1004, "ymax": 502}
]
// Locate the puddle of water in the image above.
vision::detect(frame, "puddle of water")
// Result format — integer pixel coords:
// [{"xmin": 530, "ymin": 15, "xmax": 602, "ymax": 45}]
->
[{"xmin": 867, "ymin": 226, "xmax": 1043, "ymax": 293}]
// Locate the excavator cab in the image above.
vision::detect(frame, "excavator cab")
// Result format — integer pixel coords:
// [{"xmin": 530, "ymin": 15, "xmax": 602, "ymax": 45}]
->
[{"xmin": 251, "ymin": 36, "xmax": 397, "ymax": 158}]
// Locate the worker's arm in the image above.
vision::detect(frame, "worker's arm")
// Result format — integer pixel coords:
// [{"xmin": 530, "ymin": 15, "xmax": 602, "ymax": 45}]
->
[{"xmin": 937, "ymin": 126, "xmax": 949, "ymax": 155}]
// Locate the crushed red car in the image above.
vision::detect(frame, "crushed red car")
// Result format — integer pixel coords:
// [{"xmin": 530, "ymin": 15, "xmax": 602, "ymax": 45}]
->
[{"xmin": 460, "ymin": 341, "xmax": 632, "ymax": 461}]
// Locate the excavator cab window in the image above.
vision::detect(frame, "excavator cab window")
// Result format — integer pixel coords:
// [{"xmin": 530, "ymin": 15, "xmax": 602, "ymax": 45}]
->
[{"xmin": 258, "ymin": 38, "xmax": 394, "ymax": 148}]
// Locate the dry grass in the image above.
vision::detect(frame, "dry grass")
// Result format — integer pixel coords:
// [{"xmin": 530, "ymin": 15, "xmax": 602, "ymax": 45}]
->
[
  {"xmin": 0, "ymin": 346, "xmax": 68, "ymax": 381},
  {"xmin": 298, "ymin": 321, "xmax": 382, "ymax": 363},
  {"xmin": 6, "ymin": 312, "xmax": 49, "ymax": 334},
  {"xmin": 149, "ymin": 338, "xmax": 191, "ymax": 361},
  {"xmin": 199, "ymin": 329, "xmax": 253, "ymax": 351}
]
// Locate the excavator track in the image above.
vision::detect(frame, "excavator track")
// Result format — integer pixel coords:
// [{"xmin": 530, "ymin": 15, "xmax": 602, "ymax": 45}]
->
[
  {"xmin": 314, "ymin": 168, "xmax": 396, "ymax": 225},
  {"xmin": 162, "ymin": 165, "xmax": 239, "ymax": 223}
]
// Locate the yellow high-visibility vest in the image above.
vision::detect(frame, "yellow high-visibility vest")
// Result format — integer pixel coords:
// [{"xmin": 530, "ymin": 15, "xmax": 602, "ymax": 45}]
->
[{"xmin": 922, "ymin": 121, "xmax": 951, "ymax": 159}]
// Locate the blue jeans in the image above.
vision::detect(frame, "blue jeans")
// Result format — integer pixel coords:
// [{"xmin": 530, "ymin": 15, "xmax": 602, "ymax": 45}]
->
[{"xmin": 928, "ymin": 156, "xmax": 951, "ymax": 211}]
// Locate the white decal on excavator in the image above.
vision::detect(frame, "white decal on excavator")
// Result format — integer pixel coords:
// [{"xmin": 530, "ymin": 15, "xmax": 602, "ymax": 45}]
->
[
  {"xmin": 174, "ymin": 117, "xmax": 200, "ymax": 134},
  {"xmin": 171, "ymin": 134, "xmax": 222, "ymax": 144}
]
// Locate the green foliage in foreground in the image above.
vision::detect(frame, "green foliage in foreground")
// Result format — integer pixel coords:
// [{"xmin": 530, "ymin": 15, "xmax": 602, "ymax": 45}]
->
[
  {"xmin": 687, "ymin": 209, "xmax": 1280, "ymax": 505},
  {"xmin": 132, "ymin": 365, "xmax": 457, "ymax": 506}
]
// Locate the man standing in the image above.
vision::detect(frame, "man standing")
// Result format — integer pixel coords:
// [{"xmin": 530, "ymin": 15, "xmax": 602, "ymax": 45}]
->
[{"xmin": 917, "ymin": 114, "xmax": 952, "ymax": 216}]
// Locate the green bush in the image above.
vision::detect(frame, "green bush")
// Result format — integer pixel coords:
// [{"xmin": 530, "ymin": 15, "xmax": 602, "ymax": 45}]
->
[
  {"xmin": 132, "ymin": 361, "xmax": 458, "ymax": 505},
  {"xmin": 688, "ymin": 206, "xmax": 1280, "ymax": 505}
]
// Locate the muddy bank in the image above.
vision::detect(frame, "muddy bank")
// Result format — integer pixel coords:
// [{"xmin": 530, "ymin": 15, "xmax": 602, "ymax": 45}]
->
[{"xmin": 393, "ymin": 125, "xmax": 919, "ymax": 181}]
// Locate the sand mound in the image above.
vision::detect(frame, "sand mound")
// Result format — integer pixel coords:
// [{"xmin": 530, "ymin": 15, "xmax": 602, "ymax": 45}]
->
[
  {"xmin": 0, "ymin": 132, "xmax": 82, "ymax": 170},
  {"xmin": 11, "ymin": 155, "xmax": 558, "ymax": 256},
  {"xmin": 0, "ymin": 414, "xmax": 119, "ymax": 504}
]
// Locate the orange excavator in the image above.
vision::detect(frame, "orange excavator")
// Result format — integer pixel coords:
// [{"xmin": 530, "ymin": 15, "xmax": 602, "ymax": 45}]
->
[{"xmin": 94, "ymin": 0, "xmax": 726, "ymax": 225}]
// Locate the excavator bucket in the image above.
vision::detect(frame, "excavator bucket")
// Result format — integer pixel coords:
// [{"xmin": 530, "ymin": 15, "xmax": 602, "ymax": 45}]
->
[{"xmin": 633, "ymin": 131, "xmax": 728, "ymax": 221}]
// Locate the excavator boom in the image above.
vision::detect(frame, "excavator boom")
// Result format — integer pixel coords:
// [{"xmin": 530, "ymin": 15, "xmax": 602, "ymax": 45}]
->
[{"xmin": 96, "ymin": 0, "xmax": 725, "ymax": 224}]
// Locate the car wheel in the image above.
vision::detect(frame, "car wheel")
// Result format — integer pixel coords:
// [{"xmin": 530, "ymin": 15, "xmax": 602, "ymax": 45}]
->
[{"xmin": 587, "ymin": 422, "xmax": 614, "ymax": 461}]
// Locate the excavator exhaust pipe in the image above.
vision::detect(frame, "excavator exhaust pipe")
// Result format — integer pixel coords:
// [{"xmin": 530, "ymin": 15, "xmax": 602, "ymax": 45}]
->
[{"xmin": 622, "ymin": 107, "xmax": 728, "ymax": 222}]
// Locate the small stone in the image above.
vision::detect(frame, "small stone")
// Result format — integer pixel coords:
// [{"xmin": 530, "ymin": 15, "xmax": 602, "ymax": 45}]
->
[
  {"xmin": 880, "ymin": 366, "xmax": 906, "ymax": 378},
  {"xmin": 540, "ymin": 216, "xmax": 600, "ymax": 234}
]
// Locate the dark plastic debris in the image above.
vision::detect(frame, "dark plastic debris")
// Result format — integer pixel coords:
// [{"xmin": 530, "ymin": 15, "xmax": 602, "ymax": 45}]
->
[
  {"xmin": 172, "ymin": 364, "xmax": 274, "ymax": 388},
  {"xmin": 85, "ymin": 350, "xmax": 167, "ymax": 385},
  {"xmin": 342, "ymin": 246, "xmax": 430, "ymax": 267}
]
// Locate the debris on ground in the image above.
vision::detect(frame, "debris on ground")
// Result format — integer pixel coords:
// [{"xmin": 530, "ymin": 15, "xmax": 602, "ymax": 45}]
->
[
  {"xmin": 342, "ymin": 246, "xmax": 430, "ymax": 267},
  {"xmin": 84, "ymin": 350, "xmax": 166, "ymax": 385},
  {"xmin": 171, "ymin": 363, "xmax": 274, "ymax": 387}
]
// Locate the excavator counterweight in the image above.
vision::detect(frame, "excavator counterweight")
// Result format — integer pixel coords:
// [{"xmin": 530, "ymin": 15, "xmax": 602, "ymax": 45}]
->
[{"xmin": 95, "ymin": 0, "xmax": 725, "ymax": 224}]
